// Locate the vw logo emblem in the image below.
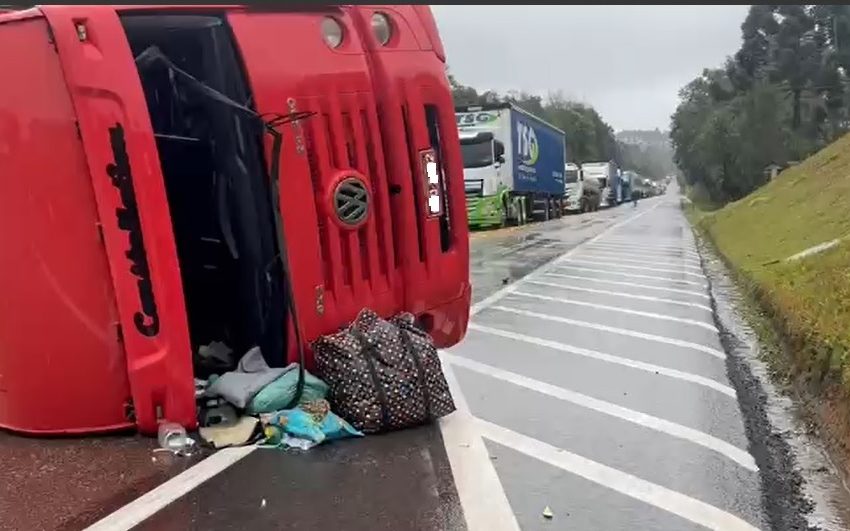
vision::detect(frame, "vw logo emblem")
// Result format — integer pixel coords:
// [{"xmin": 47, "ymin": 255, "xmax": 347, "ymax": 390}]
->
[{"xmin": 333, "ymin": 177, "xmax": 369, "ymax": 226}]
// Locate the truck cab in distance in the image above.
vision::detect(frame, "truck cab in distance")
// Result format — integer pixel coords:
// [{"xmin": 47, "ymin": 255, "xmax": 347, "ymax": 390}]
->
[
  {"xmin": 564, "ymin": 162, "xmax": 601, "ymax": 213},
  {"xmin": 581, "ymin": 161, "xmax": 619, "ymax": 209}
]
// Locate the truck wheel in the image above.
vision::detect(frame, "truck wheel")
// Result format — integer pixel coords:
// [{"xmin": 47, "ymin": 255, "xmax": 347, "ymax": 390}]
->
[{"xmin": 518, "ymin": 197, "xmax": 528, "ymax": 225}]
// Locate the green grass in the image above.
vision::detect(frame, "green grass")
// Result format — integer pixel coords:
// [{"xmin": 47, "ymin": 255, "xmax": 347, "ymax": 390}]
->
[{"xmin": 697, "ymin": 132, "xmax": 850, "ymax": 390}]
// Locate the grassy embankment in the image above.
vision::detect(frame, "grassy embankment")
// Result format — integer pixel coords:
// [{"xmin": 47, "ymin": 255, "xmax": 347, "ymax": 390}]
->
[{"xmin": 687, "ymin": 133, "xmax": 850, "ymax": 455}]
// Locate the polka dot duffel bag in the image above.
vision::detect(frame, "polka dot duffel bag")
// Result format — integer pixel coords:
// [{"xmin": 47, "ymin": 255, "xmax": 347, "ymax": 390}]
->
[{"xmin": 312, "ymin": 308, "xmax": 456, "ymax": 434}]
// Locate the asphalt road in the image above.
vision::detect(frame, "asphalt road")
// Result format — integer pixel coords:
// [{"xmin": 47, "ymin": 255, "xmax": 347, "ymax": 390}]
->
[
  {"xmin": 2, "ymin": 191, "xmax": 812, "ymax": 530},
  {"xmin": 445, "ymin": 194, "xmax": 766, "ymax": 531}
]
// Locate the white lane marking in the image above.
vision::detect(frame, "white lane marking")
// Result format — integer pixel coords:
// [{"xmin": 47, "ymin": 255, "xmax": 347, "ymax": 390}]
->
[
  {"xmin": 445, "ymin": 354, "xmax": 756, "ymax": 471},
  {"xmin": 439, "ymin": 355, "xmax": 521, "ymax": 531},
  {"xmin": 526, "ymin": 280, "xmax": 713, "ymax": 312},
  {"xmin": 594, "ymin": 239, "xmax": 701, "ymax": 253},
  {"xmin": 489, "ymin": 306, "xmax": 727, "ymax": 360},
  {"xmin": 477, "ymin": 421, "xmax": 761, "ymax": 531},
  {"xmin": 467, "ymin": 324, "xmax": 736, "ymax": 398},
  {"xmin": 471, "ymin": 201, "xmax": 665, "ymax": 316},
  {"xmin": 575, "ymin": 252, "xmax": 704, "ymax": 270},
  {"xmin": 597, "ymin": 240, "xmax": 700, "ymax": 255},
  {"xmin": 444, "ymin": 200, "xmax": 665, "ymax": 529},
  {"xmin": 84, "ymin": 446, "xmax": 258, "ymax": 531},
  {"xmin": 543, "ymin": 272, "xmax": 710, "ymax": 299},
  {"xmin": 587, "ymin": 242, "xmax": 701, "ymax": 259},
  {"xmin": 508, "ymin": 291, "xmax": 718, "ymax": 331},
  {"xmin": 554, "ymin": 264, "xmax": 708, "ymax": 288},
  {"xmin": 562, "ymin": 258, "xmax": 707, "ymax": 279}
]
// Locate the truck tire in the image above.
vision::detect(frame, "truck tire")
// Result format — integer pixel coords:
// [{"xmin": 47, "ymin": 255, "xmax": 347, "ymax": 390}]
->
[{"xmin": 518, "ymin": 197, "xmax": 528, "ymax": 225}]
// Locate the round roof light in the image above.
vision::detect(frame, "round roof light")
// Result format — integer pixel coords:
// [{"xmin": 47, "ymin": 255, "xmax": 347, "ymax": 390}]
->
[
  {"xmin": 321, "ymin": 17, "xmax": 344, "ymax": 49},
  {"xmin": 371, "ymin": 12, "xmax": 393, "ymax": 46}
]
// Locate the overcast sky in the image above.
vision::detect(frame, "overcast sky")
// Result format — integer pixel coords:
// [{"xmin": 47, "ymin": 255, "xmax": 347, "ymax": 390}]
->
[{"xmin": 432, "ymin": 5, "xmax": 749, "ymax": 132}]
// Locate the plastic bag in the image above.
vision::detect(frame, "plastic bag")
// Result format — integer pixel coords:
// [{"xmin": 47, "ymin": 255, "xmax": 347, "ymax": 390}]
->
[
  {"xmin": 246, "ymin": 365, "xmax": 329, "ymax": 415},
  {"xmin": 263, "ymin": 407, "xmax": 362, "ymax": 447}
]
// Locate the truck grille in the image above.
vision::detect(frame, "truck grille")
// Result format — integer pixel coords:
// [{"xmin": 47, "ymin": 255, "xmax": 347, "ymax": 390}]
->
[{"xmin": 303, "ymin": 92, "xmax": 394, "ymax": 303}]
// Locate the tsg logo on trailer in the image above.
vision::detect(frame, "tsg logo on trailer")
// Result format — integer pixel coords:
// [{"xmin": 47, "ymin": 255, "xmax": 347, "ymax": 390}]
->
[{"xmin": 516, "ymin": 121, "xmax": 539, "ymax": 165}]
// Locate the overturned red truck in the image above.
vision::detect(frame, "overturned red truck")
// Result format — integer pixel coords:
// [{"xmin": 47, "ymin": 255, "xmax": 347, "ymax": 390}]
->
[{"xmin": 0, "ymin": 5, "xmax": 470, "ymax": 435}]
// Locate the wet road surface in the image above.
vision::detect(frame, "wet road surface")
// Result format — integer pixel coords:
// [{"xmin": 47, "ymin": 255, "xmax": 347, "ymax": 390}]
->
[
  {"xmin": 444, "ymin": 196, "xmax": 765, "ymax": 530},
  {"xmin": 2, "ymin": 193, "xmax": 779, "ymax": 530}
]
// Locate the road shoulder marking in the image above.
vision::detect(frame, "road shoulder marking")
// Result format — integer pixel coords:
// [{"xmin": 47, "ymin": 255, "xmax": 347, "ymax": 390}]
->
[
  {"xmin": 554, "ymin": 264, "xmax": 708, "ymax": 287},
  {"xmin": 525, "ymin": 280, "xmax": 713, "ymax": 312},
  {"xmin": 543, "ymin": 272, "xmax": 710, "ymax": 299},
  {"xmin": 489, "ymin": 306, "xmax": 727, "ymax": 359},
  {"xmin": 477, "ymin": 420, "xmax": 761, "ymax": 531},
  {"xmin": 509, "ymin": 290, "xmax": 717, "ymax": 331},
  {"xmin": 444, "ymin": 354, "xmax": 756, "ymax": 471},
  {"xmin": 466, "ymin": 324, "xmax": 736, "ymax": 398}
]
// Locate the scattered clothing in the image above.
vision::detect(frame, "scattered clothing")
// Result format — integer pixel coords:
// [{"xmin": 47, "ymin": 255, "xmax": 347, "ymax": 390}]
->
[
  {"xmin": 200, "ymin": 416, "xmax": 260, "ymax": 449},
  {"xmin": 246, "ymin": 364, "xmax": 328, "ymax": 415},
  {"xmin": 262, "ymin": 399, "xmax": 362, "ymax": 449},
  {"xmin": 206, "ymin": 346, "xmax": 286, "ymax": 409},
  {"xmin": 313, "ymin": 309, "xmax": 455, "ymax": 434}
]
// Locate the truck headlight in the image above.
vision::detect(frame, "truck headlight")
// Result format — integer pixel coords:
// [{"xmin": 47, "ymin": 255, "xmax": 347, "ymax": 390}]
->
[
  {"xmin": 371, "ymin": 12, "xmax": 393, "ymax": 46},
  {"xmin": 321, "ymin": 17, "xmax": 344, "ymax": 49}
]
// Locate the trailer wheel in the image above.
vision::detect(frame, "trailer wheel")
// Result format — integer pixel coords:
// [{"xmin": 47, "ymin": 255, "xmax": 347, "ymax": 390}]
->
[{"xmin": 518, "ymin": 197, "xmax": 528, "ymax": 225}]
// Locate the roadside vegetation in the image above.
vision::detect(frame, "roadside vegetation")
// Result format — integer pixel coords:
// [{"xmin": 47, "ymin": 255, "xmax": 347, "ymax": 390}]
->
[
  {"xmin": 672, "ymin": 5, "xmax": 850, "ymax": 205},
  {"xmin": 674, "ymin": 6, "xmax": 850, "ymax": 456},
  {"xmin": 690, "ymin": 131, "xmax": 850, "ymax": 467}
]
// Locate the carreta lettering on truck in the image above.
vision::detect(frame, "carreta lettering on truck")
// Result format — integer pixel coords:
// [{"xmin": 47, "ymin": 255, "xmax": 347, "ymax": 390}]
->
[
  {"xmin": 0, "ymin": 4, "xmax": 470, "ymax": 435},
  {"xmin": 456, "ymin": 103, "xmax": 567, "ymax": 228}
]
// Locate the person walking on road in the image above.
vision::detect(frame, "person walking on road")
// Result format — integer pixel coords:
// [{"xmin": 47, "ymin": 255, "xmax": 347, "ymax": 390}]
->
[{"xmin": 632, "ymin": 189, "xmax": 639, "ymax": 207}]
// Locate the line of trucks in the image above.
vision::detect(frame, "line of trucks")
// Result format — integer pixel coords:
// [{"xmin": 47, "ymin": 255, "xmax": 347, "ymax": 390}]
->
[{"xmin": 456, "ymin": 103, "xmax": 663, "ymax": 229}]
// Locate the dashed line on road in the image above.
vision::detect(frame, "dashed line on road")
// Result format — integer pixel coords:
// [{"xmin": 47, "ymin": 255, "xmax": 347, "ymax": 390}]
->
[
  {"xmin": 554, "ymin": 264, "xmax": 708, "ymax": 287},
  {"xmin": 542, "ymin": 272, "xmax": 711, "ymax": 299},
  {"xmin": 467, "ymin": 324, "xmax": 736, "ymax": 398},
  {"xmin": 508, "ymin": 290, "xmax": 718, "ymax": 331},
  {"xmin": 562, "ymin": 258, "xmax": 708, "ymax": 279},
  {"xmin": 444, "ymin": 354, "xmax": 756, "ymax": 471},
  {"xmin": 477, "ymin": 420, "xmax": 761, "ymax": 531},
  {"xmin": 488, "ymin": 306, "xmax": 727, "ymax": 360},
  {"xmin": 525, "ymin": 280, "xmax": 713, "ymax": 312}
]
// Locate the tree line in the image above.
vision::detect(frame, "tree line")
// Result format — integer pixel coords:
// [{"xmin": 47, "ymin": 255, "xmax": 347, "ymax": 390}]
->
[
  {"xmin": 449, "ymin": 74, "xmax": 675, "ymax": 180},
  {"xmin": 671, "ymin": 5, "xmax": 850, "ymax": 204}
]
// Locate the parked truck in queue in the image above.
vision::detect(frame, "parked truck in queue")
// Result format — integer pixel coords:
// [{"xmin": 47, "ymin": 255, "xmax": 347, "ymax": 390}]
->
[
  {"xmin": 0, "ymin": 4, "xmax": 470, "ymax": 435},
  {"xmin": 581, "ymin": 161, "xmax": 620, "ymax": 209},
  {"xmin": 564, "ymin": 162, "xmax": 602, "ymax": 213},
  {"xmin": 456, "ymin": 103, "xmax": 567, "ymax": 228}
]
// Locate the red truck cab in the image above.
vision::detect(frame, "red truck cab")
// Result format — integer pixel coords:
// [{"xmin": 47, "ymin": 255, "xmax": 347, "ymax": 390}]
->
[{"xmin": 0, "ymin": 5, "xmax": 469, "ymax": 435}]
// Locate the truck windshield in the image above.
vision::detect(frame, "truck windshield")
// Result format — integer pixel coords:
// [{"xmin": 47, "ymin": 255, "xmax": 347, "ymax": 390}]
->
[
  {"xmin": 460, "ymin": 138, "xmax": 494, "ymax": 168},
  {"xmin": 565, "ymin": 169, "xmax": 579, "ymax": 183}
]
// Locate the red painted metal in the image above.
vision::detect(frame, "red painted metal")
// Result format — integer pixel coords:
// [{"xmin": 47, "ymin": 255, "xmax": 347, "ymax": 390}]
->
[{"xmin": 0, "ymin": 4, "xmax": 469, "ymax": 435}]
